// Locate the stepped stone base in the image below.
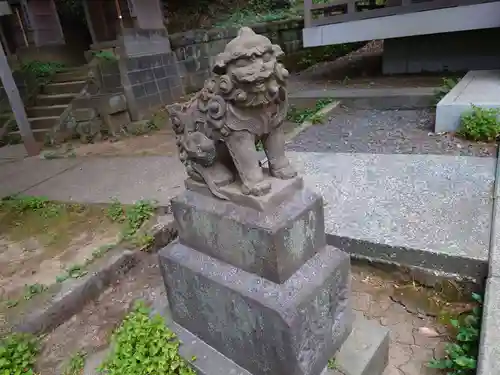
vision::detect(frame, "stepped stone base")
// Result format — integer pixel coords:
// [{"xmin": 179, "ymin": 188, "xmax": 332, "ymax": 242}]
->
[
  {"xmin": 148, "ymin": 296, "xmax": 389, "ymax": 375},
  {"xmin": 159, "ymin": 242, "xmax": 352, "ymax": 375}
]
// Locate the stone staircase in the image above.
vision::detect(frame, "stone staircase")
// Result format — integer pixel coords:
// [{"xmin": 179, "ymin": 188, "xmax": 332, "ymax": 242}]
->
[{"xmin": 8, "ymin": 65, "xmax": 90, "ymax": 143}]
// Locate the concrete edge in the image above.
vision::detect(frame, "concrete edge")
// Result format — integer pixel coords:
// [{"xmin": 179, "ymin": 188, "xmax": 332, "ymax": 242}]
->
[
  {"xmin": 14, "ymin": 214, "xmax": 176, "ymax": 335},
  {"xmin": 477, "ymin": 277, "xmax": 500, "ymax": 375},
  {"xmin": 333, "ymin": 312, "xmax": 390, "ymax": 375},
  {"xmin": 437, "ymin": 71, "xmax": 474, "ymax": 106},
  {"xmin": 327, "ymin": 233, "xmax": 488, "ymax": 287},
  {"xmin": 285, "ymin": 101, "xmax": 341, "ymax": 143},
  {"xmin": 478, "ymin": 146, "xmax": 500, "ymax": 375},
  {"xmin": 289, "ymin": 87, "xmax": 437, "ymax": 110}
]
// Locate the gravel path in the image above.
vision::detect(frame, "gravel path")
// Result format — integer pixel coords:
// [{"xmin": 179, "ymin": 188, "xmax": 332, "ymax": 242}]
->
[{"xmin": 287, "ymin": 107, "xmax": 497, "ymax": 157}]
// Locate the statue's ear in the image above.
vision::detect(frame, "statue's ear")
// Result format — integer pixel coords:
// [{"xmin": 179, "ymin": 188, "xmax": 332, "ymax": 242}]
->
[{"xmin": 272, "ymin": 44, "xmax": 284, "ymax": 58}]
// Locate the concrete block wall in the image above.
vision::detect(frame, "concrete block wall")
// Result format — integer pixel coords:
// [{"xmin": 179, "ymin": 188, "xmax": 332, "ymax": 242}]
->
[
  {"xmin": 96, "ymin": 61, "xmax": 123, "ymax": 94},
  {"xmin": 383, "ymin": 28, "xmax": 500, "ymax": 74},
  {"xmin": 169, "ymin": 17, "xmax": 304, "ymax": 93},
  {"xmin": 117, "ymin": 28, "xmax": 183, "ymax": 120}
]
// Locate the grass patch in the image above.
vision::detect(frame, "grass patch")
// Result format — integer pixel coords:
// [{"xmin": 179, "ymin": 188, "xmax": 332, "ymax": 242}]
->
[
  {"xmin": 457, "ymin": 105, "xmax": 500, "ymax": 142},
  {"xmin": 99, "ymin": 301, "xmax": 195, "ymax": 375},
  {"xmin": 0, "ymin": 333, "xmax": 39, "ymax": 375},
  {"xmin": 107, "ymin": 199, "xmax": 156, "ymax": 243},
  {"xmin": 0, "ymin": 196, "xmax": 113, "ymax": 254},
  {"xmin": 428, "ymin": 293, "xmax": 482, "ymax": 375},
  {"xmin": 286, "ymin": 98, "xmax": 336, "ymax": 124}
]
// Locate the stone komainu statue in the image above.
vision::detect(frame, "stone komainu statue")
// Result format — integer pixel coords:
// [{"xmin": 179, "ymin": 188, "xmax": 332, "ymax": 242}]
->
[{"xmin": 167, "ymin": 27, "xmax": 297, "ymax": 199}]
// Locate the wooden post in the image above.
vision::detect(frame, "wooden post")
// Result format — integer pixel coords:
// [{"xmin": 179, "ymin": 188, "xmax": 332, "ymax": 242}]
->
[
  {"xmin": 304, "ymin": 0, "xmax": 312, "ymax": 27},
  {"xmin": 82, "ymin": 0, "xmax": 97, "ymax": 44},
  {"xmin": 0, "ymin": 40, "xmax": 40, "ymax": 156}
]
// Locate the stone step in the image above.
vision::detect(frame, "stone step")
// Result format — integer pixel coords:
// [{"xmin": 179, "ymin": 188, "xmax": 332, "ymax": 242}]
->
[
  {"xmin": 43, "ymin": 80, "xmax": 86, "ymax": 95},
  {"xmin": 9, "ymin": 128, "xmax": 49, "ymax": 143},
  {"xmin": 141, "ymin": 295, "xmax": 389, "ymax": 375},
  {"xmin": 28, "ymin": 116, "xmax": 59, "ymax": 130},
  {"xmin": 286, "ymin": 151, "xmax": 495, "ymax": 283},
  {"xmin": 36, "ymin": 93, "xmax": 76, "ymax": 106},
  {"xmin": 327, "ymin": 311, "xmax": 390, "ymax": 375},
  {"xmin": 436, "ymin": 70, "xmax": 500, "ymax": 132},
  {"xmin": 26, "ymin": 105, "xmax": 67, "ymax": 118},
  {"xmin": 289, "ymin": 87, "xmax": 436, "ymax": 110},
  {"xmin": 51, "ymin": 70, "xmax": 88, "ymax": 83}
]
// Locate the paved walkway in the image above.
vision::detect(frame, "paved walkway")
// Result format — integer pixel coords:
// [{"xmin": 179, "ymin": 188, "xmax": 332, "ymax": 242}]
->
[{"xmin": 1, "ymin": 147, "xmax": 495, "ymax": 278}]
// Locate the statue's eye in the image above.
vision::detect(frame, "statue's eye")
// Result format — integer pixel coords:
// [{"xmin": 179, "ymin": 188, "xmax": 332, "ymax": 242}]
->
[{"xmin": 235, "ymin": 58, "xmax": 250, "ymax": 68}]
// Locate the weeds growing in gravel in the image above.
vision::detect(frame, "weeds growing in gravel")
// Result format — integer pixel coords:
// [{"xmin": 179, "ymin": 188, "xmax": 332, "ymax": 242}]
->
[{"xmin": 428, "ymin": 293, "xmax": 482, "ymax": 375}]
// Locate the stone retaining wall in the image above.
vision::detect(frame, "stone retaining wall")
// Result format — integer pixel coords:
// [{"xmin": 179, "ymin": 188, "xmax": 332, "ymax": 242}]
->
[
  {"xmin": 170, "ymin": 17, "xmax": 304, "ymax": 93},
  {"xmin": 89, "ymin": 18, "xmax": 304, "ymax": 119}
]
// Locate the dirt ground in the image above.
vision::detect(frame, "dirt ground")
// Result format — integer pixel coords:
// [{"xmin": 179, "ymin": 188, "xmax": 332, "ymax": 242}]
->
[
  {"xmin": 0, "ymin": 203, "xmax": 121, "ymax": 303},
  {"xmin": 36, "ymin": 254, "xmax": 473, "ymax": 375}
]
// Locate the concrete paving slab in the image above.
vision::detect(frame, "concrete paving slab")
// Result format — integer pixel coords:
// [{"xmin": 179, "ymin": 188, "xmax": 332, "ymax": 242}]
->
[
  {"xmin": 0, "ymin": 158, "xmax": 82, "ymax": 198},
  {"xmin": 436, "ymin": 70, "xmax": 500, "ymax": 132},
  {"xmin": 23, "ymin": 156, "xmax": 186, "ymax": 206},
  {"xmin": 287, "ymin": 151, "xmax": 495, "ymax": 280},
  {"xmin": 0, "ymin": 144, "xmax": 27, "ymax": 162}
]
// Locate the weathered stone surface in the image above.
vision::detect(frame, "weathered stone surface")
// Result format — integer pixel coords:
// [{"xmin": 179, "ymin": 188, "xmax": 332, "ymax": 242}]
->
[
  {"xmin": 102, "ymin": 111, "xmax": 131, "ymax": 136},
  {"xmin": 99, "ymin": 94, "xmax": 127, "ymax": 115},
  {"xmin": 185, "ymin": 174, "xmax": 303, "ymax": 211},
  {"xmin": 172, "ymin": 187, "xmax": 326, "ymax": 283},
  {"xmin": 335, "ymin": 311, "xmax": 389, "ymax": 375},
  {"xmin": 167, "ymin": 27, "xmax": 296, "ymax": 201},
  {"xmin": 73, "ymin": 108, "xmax": 96, "ymax": 122},
  {"xmin": 159, "ymin": 242, "xmax": 352, "ymax": 375}
]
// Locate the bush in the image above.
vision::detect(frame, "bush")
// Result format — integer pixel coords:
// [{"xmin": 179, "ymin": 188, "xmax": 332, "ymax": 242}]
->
[
  {"xmin": 457, "ymin": 105, "xmax": 500, "ymax": 142},
  {"xmin": 99, "ymin": 301, "xmax": 195, "ymax": 375}
]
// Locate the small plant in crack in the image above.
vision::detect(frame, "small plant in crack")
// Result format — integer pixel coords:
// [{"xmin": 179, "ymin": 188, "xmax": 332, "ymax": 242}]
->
[{"xmin": 428, "ymin": 292, "xmax": 482, "ymax": 375}]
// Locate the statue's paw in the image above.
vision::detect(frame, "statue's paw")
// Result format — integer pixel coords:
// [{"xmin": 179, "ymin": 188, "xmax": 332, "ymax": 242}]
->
[
  {"xmin": 270, "ymin": 164, "xmax": 297, "ymax": 180},
  {"xmin": 241, "ymin": 180, "xmax": 272, "ymax": 196}
]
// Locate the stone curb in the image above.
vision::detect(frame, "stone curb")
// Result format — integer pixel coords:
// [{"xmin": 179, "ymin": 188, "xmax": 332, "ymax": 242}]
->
[
  {"xmin": 477, "ymin": 277, "xmax": 500, "ymax": 375},
  {"xmin": 13, "ymin": 214, "xmax": 176, "ymax": 336},
  {"xmin": 285, "ymin": 101, "xmax": 340, "ymax": 143},
  {"xmin": 289, "ymin": 87, "xmax": 437, "ymax": 110},
  {"xmin": 327, "ymin": 234, "xmax": 487, "ymax": 288},
  {"xmin": 477, "ymin": 147, "xmax": 500, "ymax": 375}
]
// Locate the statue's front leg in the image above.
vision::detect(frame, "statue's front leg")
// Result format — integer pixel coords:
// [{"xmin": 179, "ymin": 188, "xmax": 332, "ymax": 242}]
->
[
  {"xmin": 263, "ymin": 126, "xmax": 297, "ymax": 179},
  {"xmin": 225, "ymin": 130, "xmax": 271, "ymax": 196}
]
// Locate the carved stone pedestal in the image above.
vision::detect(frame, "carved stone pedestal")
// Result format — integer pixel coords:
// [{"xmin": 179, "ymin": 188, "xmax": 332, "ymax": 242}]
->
[{"xmin": 158, "ymin": 178, "xmax": 353, "ymax": 375}]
